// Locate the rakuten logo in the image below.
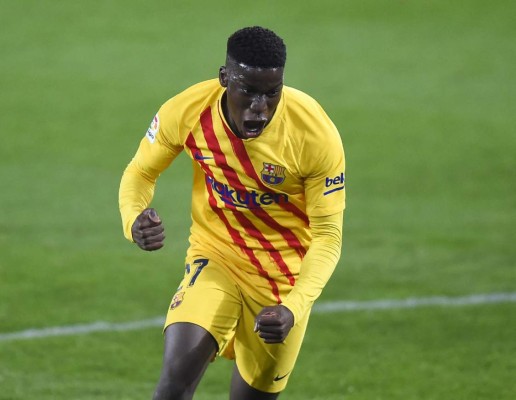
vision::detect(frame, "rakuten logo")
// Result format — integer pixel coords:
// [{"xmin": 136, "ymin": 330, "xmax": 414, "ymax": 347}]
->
[{"xmin": 206, "ymin": 176, "xmax": 288, "ymax": 208}]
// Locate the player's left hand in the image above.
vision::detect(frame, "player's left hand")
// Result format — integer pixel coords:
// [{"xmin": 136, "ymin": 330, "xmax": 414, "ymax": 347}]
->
[{"xmin": 254, "ymin": 305, "xmax": 294, "ymax": 344}]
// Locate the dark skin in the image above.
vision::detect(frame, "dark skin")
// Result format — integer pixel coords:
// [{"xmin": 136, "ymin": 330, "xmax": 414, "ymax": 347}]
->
[
  {"xmin": 131, "ymin": 208, "xmax": 165, "ymax": 251},
  {"xmin": 133, "ymin": 60, "xmax": 295, "ymax": 399},
  {"xmin": 219, "ymin": 57, "xmax": 284, "ymax": 139}
]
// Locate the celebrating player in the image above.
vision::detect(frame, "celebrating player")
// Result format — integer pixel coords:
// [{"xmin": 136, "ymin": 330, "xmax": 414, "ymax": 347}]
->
[{"xmin": 119, "ymin": 26, "xmax": 346, "ymax": 400}]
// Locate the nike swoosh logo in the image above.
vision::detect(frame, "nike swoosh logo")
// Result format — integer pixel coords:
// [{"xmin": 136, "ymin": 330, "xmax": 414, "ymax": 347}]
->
[
  {"xmin": 194, "ymin": 153, "xmax": 213, "ymax": 161},
  {"xmin": 273, "ymin": 371, "xmax": 291, "ymax": 381}
]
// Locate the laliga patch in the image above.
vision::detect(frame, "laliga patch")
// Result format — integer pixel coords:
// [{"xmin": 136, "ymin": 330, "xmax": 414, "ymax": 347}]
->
[
  {"xmin": 261, "ymin": 162, "xmax": 286, "ymax": 185},
  {"xmin": 146, "ymin": 113, "xmax": 159, "ymax": 143},
  {"xmin": 170, "ymin": 291, "xmax": 185, "ymax": 310}
]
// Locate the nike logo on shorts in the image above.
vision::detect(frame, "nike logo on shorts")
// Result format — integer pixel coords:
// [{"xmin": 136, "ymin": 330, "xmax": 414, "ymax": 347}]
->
[{"xmin": 273, "ymin": 371, "xmax": 291, "ymax": 381}]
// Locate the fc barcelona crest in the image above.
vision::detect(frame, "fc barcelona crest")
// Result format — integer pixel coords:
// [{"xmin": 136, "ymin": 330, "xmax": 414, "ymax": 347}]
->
[
  {"xmin": 261, "ymin": 162, "xmax": 286, "ymax": 185},
  {"xmin": 170, "ymin": 291, "xmax": 185, "ymax": 310}
]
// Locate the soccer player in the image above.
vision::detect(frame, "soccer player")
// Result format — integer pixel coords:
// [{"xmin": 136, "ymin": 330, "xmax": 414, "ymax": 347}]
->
[{"xmin": 119, "ymin": 26, "xmax": 345, "ymax": 400}]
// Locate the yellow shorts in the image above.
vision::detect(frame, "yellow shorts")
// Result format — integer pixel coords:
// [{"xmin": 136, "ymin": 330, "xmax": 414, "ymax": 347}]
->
[{"xmin": 164, "ymin": 255, "xmax": 310, "ymax": 393}]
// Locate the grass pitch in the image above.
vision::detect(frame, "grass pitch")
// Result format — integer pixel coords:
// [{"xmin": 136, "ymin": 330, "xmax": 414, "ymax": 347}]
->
[{"xmin": 1, "ymin": 0, "xmax": 515, "ymax": 399}]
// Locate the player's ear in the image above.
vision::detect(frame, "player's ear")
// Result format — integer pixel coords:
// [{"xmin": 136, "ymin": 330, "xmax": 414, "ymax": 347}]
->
[{"xmin": 219, "ymin": 66, "xmax": 228, "ymax": 87}]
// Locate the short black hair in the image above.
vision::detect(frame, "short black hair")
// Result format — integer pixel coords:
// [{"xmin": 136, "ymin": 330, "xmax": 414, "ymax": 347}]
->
[{"xmin": 226, "ymin": 26, "xmax": 286, "ymax": 68}]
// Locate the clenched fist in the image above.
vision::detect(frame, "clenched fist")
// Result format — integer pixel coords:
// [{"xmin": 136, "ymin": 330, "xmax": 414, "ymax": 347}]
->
[
  {"xmin": 131, "ymin": 208, "xmax": 165, "ymax": 251},
  {"xmin": 254, "ymin": 305, "xmax": 294, "ymax": 344}
]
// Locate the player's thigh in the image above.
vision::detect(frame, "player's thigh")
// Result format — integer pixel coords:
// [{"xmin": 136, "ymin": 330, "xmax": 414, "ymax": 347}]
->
[
  {"xmin": 165, "ymin": 255, "xmax": 242, "ymax": 355},
  {"xmin": 234, "ymin": 295, "xmax": 310, "ymax": 393}
]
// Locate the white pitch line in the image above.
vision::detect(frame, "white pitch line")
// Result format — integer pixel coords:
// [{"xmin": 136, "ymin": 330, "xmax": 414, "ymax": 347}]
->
[
  {"xmin": 1, "ymin": 292, "xmax": 515, "ymax": 343},
  {"xmin": 312, "ymin": 292, "xmax": 516, "ymax": 313},
  {"xmin": 0, "ymin": 317, "xmax": 165, "ymax": 342}
]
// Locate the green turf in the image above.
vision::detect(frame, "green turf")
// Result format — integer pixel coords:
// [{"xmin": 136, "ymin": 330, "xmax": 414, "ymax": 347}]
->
[{"xmin": 1, "ymin": 0, "xmax": 515, "ymax": 399}]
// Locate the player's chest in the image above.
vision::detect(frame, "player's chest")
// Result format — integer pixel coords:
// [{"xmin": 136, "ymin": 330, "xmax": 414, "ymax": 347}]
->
[{"xmin": 185, "ymin": 124, "xmax": 303, "ymax": 195}]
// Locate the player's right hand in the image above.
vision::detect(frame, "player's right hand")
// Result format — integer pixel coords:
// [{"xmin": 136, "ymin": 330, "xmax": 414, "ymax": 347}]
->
[{"xmin": 131, "ymin": 208, "xmax": 165, "ymax": 251}]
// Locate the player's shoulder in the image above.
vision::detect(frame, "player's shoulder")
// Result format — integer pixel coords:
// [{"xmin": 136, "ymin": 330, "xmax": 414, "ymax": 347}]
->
[
  {"xmin": 282, "ymin": 85, "xmax": 321, "ymax": 110},
  {"xmin": 156, "ymin": 79, "xmax": 223, "ymax": 141},
  {"xmin": 281, "ymin": 87, "xmax": 344, "ymax": 177},
  {"xmin": 282, "ymin": 85, "xmax": 340, "ymax": 143},
  {"xmin": 286, "ymin": 86, "xmax": 335, "ymax": 115},
  {"xmin": 160, "ymin": 79, "xmax": 222, "ymax": 116}
]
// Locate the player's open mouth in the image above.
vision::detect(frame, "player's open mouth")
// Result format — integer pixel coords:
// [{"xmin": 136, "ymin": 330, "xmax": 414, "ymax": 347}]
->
[{"xmin": 242, "ymin": 120, "xmax": 267, "ymax": 138}]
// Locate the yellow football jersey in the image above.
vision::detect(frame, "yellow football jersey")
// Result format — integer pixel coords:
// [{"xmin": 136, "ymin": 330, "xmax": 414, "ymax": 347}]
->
[{"xmin": 120, "ymin": 79, "xmax": 345, "ymax": 308}]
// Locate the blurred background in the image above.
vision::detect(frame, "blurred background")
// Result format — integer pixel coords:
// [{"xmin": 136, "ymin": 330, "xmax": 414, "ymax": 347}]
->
[{"xmin": 1, "ymin": 1, "xmax": 514, "ymax": 399}]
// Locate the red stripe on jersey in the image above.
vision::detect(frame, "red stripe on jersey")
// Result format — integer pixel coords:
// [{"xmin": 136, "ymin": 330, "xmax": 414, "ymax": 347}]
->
[
  {"xmin": 217, "ymin": 109, "xmax": 308, "ymax": 258},
  {"xmin": 218, "ymin": 111, "xmax": 309, "ymax": 227},
  {"xmin": 232, "ymin": 211, "xmax": 295, "ymax": 285},
  {"xmin": 200, "ymin": 109, "xmax": 296, "ymax": 285},
  {"xmin": 185, "ymin": 130, "xmax": 282, "ymax": 303}
]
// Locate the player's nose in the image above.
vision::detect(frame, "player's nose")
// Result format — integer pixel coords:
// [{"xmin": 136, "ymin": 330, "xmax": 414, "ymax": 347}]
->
[{"xmin": 249, "ymin": 94, "xmax": 267, "ymax": 114}]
